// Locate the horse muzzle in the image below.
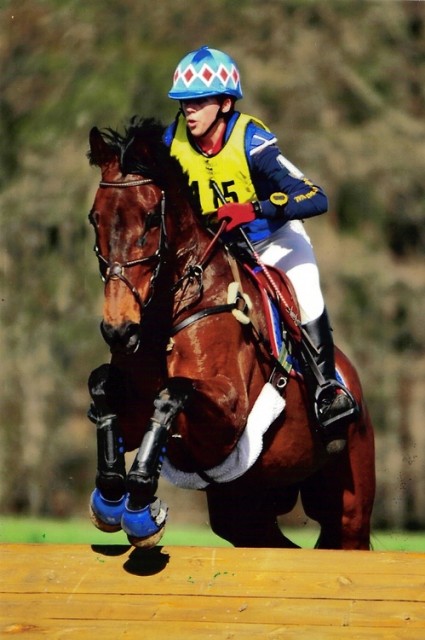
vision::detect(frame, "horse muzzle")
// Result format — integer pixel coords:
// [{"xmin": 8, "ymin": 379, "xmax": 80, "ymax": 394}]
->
[{"xmin": 100, "ymin": 321, "xmax": 142, "ymax": 353}]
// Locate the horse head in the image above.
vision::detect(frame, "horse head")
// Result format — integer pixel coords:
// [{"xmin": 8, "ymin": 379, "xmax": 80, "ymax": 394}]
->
[{"xmin": 88, "ymin": 119, "xmax": 171, "ymax": 353}]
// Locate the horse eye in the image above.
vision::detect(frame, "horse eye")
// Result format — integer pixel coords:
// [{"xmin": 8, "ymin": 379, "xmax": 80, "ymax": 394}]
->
[
  {"xmin": 145, "ymin": 210, "xmax": 161, "ymax": 231},
  {"xmin": 136, "ymin": 235, "xmax": 147, "ymax": 248}
]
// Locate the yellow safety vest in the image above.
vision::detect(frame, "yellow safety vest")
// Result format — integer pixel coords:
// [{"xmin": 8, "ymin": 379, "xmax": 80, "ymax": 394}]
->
[{"xmin": 170, "ymin": 113, "xmax": 269, "ymax": 214}]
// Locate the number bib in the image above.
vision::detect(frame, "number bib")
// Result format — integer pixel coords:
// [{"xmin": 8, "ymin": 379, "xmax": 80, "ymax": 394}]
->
[{"xmin": 170, "ymin": 113, "xmax": 265, "ymax": 213}]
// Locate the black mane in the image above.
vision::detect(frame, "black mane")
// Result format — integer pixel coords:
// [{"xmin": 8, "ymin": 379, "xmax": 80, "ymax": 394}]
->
[{"xmin": 88, "ymin": 116, "xmax": 195, "ymax": 207}]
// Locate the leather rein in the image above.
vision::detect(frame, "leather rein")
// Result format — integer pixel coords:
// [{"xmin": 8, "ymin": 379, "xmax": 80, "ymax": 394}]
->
[{"xmin": 91, "ymin": 177, "xmax": 239, "ymax": 334}]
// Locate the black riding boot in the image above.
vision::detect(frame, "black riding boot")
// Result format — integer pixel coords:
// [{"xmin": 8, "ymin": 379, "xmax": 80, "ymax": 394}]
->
[{"xmin": 302, "ymin": 309, "xmax": 358, "ymax": 455}]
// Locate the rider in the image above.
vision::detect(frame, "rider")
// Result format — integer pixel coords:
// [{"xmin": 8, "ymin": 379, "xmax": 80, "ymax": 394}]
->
[{"xmin": 163, "ymin": 45, "xmax": 357, "ymax": 454}]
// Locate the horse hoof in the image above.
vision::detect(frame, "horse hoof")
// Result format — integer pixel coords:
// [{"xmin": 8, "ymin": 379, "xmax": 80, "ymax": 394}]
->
[
  {"xmin": 127, "ymin": 527, "xmax": 166, "ymax": 549},
  {"xmin": 89, "ymin": 489, "xmax": 126, "ymax": 533},
  {"xmin": 121, "ymin": 497, "xmax": 168, "ymax": 548}
]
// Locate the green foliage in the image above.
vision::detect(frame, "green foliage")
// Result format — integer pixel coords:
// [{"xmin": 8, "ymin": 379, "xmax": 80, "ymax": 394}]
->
[{"xmin": 335, "ymin": 182, "xmax": 385, "ymax": 235}]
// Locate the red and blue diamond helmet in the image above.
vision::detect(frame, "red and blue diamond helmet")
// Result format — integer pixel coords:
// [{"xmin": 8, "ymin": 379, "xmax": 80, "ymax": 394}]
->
[{"xmin": 168, "ymin": 46, "xmax": 243, "ymax": 101}]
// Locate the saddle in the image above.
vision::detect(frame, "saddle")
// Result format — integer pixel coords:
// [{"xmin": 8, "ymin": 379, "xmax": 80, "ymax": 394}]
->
[
  {"xmin": 227, "ymin": 249, "xmax": 355, "ymax": 421},
  {"xmin": 226, "ymin": 245, "xmax": 303, "ymax": 375},
  {"xmin": 246, "ymin": 263, "xmax": 303, "ymax": 350}
]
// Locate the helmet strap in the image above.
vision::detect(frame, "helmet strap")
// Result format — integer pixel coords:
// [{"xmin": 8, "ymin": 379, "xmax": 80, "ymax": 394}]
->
[
  {"xmin": 200, "ymin": 109, "xmax": 224, "ymax": 138},
  {"xmin": 197, "ymin": 97, "xmax": 235, "ymax": 140}
]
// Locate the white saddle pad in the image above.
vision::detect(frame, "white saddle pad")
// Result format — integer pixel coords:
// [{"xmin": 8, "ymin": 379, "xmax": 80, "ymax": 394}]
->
[{"xmin": 161, "ymin": 382, "xmax": 285, "ymax": 490}]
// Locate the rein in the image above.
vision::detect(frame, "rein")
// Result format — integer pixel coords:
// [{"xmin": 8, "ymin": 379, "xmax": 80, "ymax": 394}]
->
[{"xmin": 170, "ymin": 219, "xmax": 227, "ymax": 295}]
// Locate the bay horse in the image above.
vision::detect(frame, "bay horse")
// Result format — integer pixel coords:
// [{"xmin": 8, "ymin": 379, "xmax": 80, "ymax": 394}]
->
[{"xmin": 87, "ymin": 117, "xmax": 375, "ymax": 549}]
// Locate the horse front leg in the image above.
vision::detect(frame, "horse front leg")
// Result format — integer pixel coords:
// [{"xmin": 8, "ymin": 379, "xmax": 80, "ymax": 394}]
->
[
  {"xmin": 122, "ymin": 378, "xmax": 193, "ymax": 548},
  {"xmin": 88, "ymin": 364, "xmax": 127, "ymax": 532}
]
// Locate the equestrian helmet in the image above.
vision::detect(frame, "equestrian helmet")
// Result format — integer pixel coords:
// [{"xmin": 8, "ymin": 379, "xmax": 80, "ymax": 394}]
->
[{"xmin": 168, "ymin": 46, "xmax": 243, "ymax": 101}]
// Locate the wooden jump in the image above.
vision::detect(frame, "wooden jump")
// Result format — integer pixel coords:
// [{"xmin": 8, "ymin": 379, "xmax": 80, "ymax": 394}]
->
[{"xmin": 1, "ymin": 544, "xmax": 425, "ymax": 639}]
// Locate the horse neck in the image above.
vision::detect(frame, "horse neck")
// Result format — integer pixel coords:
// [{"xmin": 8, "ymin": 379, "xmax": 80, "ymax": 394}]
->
[
  {"xmin": 167, "ymin": 195, "xmax": 223, "ymax": 274},
  {"xmin": 163, "ymin": 192, "xmax": 232, "ymax": 320}
]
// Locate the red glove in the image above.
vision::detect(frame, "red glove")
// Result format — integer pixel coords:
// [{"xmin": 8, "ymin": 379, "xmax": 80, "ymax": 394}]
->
[{"xmin": 217, "ymin": 202, "xmax": 256, "ymax": 232}]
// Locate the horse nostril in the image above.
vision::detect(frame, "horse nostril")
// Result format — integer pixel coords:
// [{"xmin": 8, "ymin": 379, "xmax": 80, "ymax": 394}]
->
[
  {"xmin": 100, "ymin": 321, "xmax": 141, "ymax": 352},
  {"xmin": 124, "ymin": 323, "xmax": 141, "ymax": 351}
]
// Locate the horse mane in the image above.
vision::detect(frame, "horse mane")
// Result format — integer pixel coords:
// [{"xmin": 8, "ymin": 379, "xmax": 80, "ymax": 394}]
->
[{"xmin": 88, "ymin": 116, "xmax": 198, "ymax": 210}]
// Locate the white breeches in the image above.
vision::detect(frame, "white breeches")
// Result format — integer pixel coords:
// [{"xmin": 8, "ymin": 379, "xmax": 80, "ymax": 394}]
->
[{"xmin": 254, "ymin": 220, "xmax": 325, "ymax": 324}]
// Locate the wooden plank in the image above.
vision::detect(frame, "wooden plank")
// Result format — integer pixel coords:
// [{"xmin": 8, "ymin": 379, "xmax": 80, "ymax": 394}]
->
[
  {"xmin": 2, "ymin": 592, "xmax": 424, "ymax": 628},
  {"xmin": 2, "ymin": 543, "xmax": 425, "ymax": 576},
  {"xmin": 1, "ymin": 545, "xmax": 424, "ymax": 602},
  {"xmin": 1, "ymin": 545, "xmax": 425, "ymax": 639},
  {"xmin": 1, "ymin": 619, "xmax": 425, "ymax": 640}
]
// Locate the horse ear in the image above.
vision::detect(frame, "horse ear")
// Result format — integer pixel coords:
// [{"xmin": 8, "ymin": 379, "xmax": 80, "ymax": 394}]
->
[{"xmin": 89, "ymin": 127, "xmax": 115, "ymax": 166}]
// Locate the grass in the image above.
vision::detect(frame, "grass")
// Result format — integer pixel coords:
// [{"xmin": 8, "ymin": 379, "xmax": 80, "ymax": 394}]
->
[
  {"xmin": 1, "ymin": 516, "xmax": 425, "ymax": 551},
  {"xmin": 0, "ymin": 516, "xmax": 229, "ymax": 547}
]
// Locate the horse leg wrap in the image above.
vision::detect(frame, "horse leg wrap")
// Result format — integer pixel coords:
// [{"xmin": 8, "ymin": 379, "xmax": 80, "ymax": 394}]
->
[
  {"xmin": 122, "ymin": 381, "xmax": 192, "ymax": 543},
  {"xmin": 95, "ymin": 414, "xmax": 126, "ymax": 500},
  {"xmin": 88, "ymin": 364, "xmax": 126, "ymax": 505},
  {"xmin": 87, "ymin": 413, "xmax": 127, "ymax": 529},
  {"xmin": 126, "ymin": 379, "xmax": 193, "ymax": 511}
]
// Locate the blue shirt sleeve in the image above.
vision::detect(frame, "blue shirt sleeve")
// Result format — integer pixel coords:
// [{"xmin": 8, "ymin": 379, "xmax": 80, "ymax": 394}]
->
[{"xmin": 245, "ymin": 122, "xmax": 328, "ymax": 221}]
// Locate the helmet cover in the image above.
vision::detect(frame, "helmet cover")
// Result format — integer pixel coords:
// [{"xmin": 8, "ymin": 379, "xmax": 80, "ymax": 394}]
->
[{"xmin": 168, "ymin": 46, "xmax": 243, "ymax": 100}]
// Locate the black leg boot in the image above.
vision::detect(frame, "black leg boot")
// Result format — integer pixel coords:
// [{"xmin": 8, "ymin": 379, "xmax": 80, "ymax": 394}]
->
[{"xmin": 302, "ymin": 309, "xmax": 358, "ymax": 455}]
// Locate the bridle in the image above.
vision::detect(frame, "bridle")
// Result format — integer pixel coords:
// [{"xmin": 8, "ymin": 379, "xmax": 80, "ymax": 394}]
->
[
  {"xmin": 90, "ymin": 178, "xmax": 168, "ymax": 312},
  {"xmin": 90, "ymin": 176, "xmax": 241, "ymax": 336}
]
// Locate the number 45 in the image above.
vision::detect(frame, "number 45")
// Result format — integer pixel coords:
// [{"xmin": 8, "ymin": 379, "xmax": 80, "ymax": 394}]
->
[{"xmin": 211, "ymin": 180, "xmax": 238, "ymax": 207}]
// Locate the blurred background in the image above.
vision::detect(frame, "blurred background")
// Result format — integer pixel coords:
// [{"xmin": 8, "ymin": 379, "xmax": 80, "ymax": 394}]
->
[{"xmin": 1, "ymin": 0, "xmax": 424, "ymax": 540}]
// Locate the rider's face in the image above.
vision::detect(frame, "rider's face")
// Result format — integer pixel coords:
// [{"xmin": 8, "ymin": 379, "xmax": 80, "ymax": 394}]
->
[{"xmin": 180, "ymin": 97, "xmax": 224, "ymax": 138}]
